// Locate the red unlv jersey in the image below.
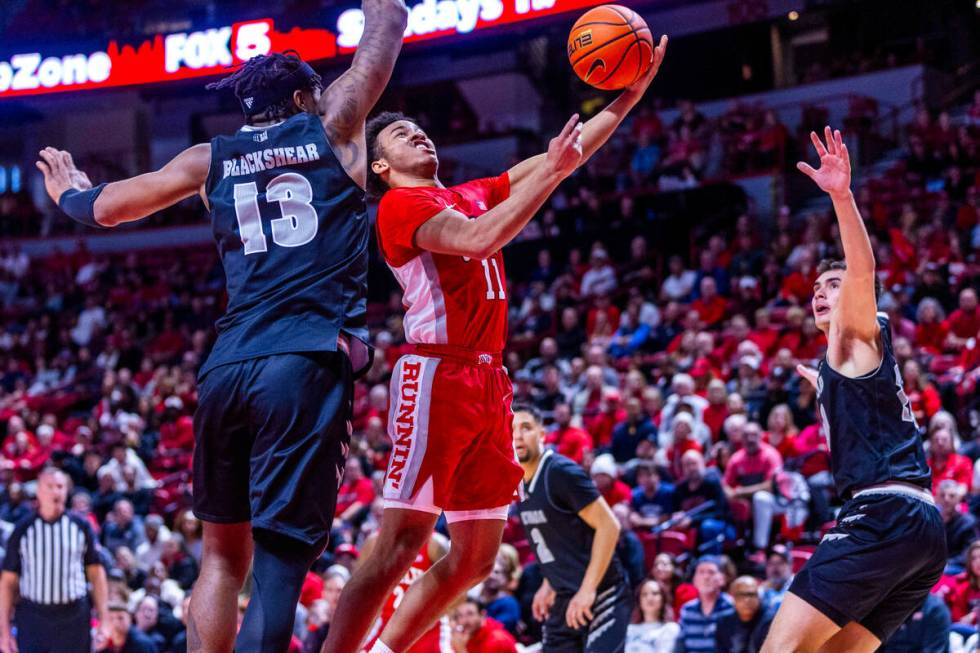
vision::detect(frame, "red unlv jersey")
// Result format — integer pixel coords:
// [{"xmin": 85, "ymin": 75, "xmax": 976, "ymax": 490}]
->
[
  {"xmin": 376, "ymin": 174, "xmax": 511, "ymax": 353},
  {"xmin": 361, "ymin": 541, "xmax": 451, "ymax": 653}
]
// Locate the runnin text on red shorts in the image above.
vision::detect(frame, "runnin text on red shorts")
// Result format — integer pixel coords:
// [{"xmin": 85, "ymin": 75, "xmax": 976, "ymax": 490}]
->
[{"xmin": 376, "ymin": 174, "xmax": 524, "ymax": 521}]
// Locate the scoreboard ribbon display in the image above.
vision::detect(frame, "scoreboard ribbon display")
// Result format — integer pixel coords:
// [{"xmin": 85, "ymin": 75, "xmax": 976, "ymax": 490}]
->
[{"xmin": 0, "ymin": 0, "xmax": 608, "ymax": 99}]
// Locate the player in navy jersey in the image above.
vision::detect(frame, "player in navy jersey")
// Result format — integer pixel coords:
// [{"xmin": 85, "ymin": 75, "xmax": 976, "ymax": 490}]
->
[
  {"xmin": 761, "ymin": 128, "xmax": 946, "ymax": 652},
  {"xmin": 34, "ymin": 3, "xmax": 408, "ymax": 651},
  {"xmin": 513, "ymin": 407, "xmax": 629, "ymax": 653}
]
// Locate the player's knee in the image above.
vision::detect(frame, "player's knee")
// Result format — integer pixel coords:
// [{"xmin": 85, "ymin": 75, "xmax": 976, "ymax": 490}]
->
[
  {"xmin": 200, "ymin": 542, "xmax": 251, "ymax": 583},
  {"xmin": 445, "ymin": 546, "xmax": 495, "ymax": 586}
]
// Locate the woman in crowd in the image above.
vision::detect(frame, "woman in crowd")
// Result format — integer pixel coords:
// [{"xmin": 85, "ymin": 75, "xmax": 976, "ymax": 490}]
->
[
  {"xmin": 626, "ymin": 579, "xmax": 679, "ymax": 652},
  {"xmin": 650, "ymin": 553, "xmax": 697, "ymax": 610}
]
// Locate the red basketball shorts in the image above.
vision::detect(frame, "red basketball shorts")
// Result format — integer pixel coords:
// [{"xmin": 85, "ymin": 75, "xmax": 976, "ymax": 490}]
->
[{"xmin": 383, "ymin": 345, "xmax": 523, "ymax": 522}]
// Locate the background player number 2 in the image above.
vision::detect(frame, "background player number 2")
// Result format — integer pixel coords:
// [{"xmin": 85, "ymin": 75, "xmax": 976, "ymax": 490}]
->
[
  {"xmin": 530, "ymin": 527, "xmax": 555, "ymax": 564},
  {"xmin": 233, "ymin": 172, "xmax": 318, "ymax": 254}
]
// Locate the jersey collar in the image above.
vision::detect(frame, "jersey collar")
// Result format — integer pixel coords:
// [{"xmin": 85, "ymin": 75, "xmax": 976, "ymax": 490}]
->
[{"xmin": 527, "ymin": 449, "xmax": 554, "ymax": 494}]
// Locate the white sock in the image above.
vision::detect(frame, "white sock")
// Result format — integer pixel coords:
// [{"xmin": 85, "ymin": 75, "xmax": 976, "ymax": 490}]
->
[{"xmin": 369, "ymin": 641, "xmax": 395, "ymax": 653}]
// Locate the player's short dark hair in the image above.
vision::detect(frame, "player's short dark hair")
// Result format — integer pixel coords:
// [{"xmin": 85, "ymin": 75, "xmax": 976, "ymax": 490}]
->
[
  {"xmin": 512, "ymin": 404, "xmax": 544, "ymax": 425},
  {"xmin": 365, "ymin": 111, "xmax": 415, "ymax": 201},
  {"xmin": 206, "ymin": 52, "xmax": 322, "ymax": 125},
  {"xmin": 816, "ymin": 258, "xmax": 882, "ymax": 304}
]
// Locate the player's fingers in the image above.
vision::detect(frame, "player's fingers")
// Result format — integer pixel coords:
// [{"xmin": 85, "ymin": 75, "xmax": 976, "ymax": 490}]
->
[
  {"xmin": 39, "ymin": 150, "xmax": 62, "ymax": 175},
  {"xmin": 824, "ymin": 126, "xmax": 835, "ymax": 155},
  {"xmin": 841, "ymin": 142, "xmax": 851, "ymax": 170},
  {"xmin": 796, "ymin": 161, "xmax": 817, "ymax": 178},
  {"xmin": 809, "ymin": 131, "xmax": 827, "ymax": 158},
  {"xmin": 559, "ymin": 113, "xmax": 581, "ymax": 140},
  {"xmin": 583, "ymin": 605, "xmax": 594, "ymax": 622},
  {"xmin": 35, "ymin": 160, "xmax": 50, "ymax": 176}
]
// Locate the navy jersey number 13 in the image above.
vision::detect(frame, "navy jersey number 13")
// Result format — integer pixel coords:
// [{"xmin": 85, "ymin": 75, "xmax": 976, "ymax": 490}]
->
[{"xmin": 201, "ymin": 112, "xmax": 370, "ymax": 378}]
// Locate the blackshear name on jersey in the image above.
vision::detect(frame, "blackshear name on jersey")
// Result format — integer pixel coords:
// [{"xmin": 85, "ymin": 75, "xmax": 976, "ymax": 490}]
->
[{"xmin": 221, "ymin": 143, "xmax": 322, "ymax": 178}]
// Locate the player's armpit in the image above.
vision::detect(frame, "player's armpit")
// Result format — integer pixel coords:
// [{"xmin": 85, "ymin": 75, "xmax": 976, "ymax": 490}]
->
[
  {"xmin": 94, "ymin": 143, "xmax": 211, "ymax": 227},
  {"xmin": 413, "ymin": 207, "xmax": 490, "ymax": 259}
]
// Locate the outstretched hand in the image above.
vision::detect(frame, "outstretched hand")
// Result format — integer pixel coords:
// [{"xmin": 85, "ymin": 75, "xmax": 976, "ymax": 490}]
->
[
  {"xmin": 545, "ymin": 113, "xmax": 584, "ymax": 178},
  {"xmin": 36, "ymin": 147, "xmax": 92, "ymax": 204},
  {"xmin": 626, "ymin": 34, "xmax": 668, "ymax": 94},
  {"xmin": 797, "ymin": 126, "xmax": 851, "ymax": 199}
]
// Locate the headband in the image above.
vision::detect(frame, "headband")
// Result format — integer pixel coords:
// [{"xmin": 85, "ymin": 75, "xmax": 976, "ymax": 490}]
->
[{"xmin": 238, "ymin": 60, "xmax": 319, "ymax": 117}]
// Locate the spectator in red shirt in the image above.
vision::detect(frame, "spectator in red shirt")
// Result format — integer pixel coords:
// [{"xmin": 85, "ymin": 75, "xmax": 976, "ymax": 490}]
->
[
  {"xmin": 664, "ymin": 413, "xmax": 704, "ymax": 481},
  {"xmin": 691, "ymin": 277, "xmax": 728, "ymax": 327},
  {"xmin": 763, "ymin": 405, "xmax": 801, "ymax": 463},
  {"xmin": 334, "ymin": 457, "xmax": 375, "ymax": 526},
  {"xmin": 946, "ymin": 288, "xmax": 980, "ymax": 350},
  {"xmin": 949, "ymin": 541, "xmax": 980, "ymax": 625},
  {"xmin": 702, "ymin": 380, "xmax": 729, "ymax": 443},
  {"xmin": 914, "ymin": 298, "xmax": 949, "ymax": 355},
  {"xmin": 903, "ymin": 360, "xmax": 943, "ymax": 423},
  {"xmin": 450, "ymin": 598, "xmax": 517, "ymax": 653},
  {"xmin": 775, "ymin": 307, "xmax": 807, "ymax": 354},
  {"xmin": 590, "ymin": 454, "xmax": 632, "ymax": 507},
  {"xmin": 723, "ymin": 424, "xmax": 783, "ymax": 501},
  {"xmin": 929, "ymin": 428, "xmax": 973, "ymax": 493},
  {"xmin": 748, "ymin": 308, "xmax": 780, "ymax": 356},
  {"xmin": 547, "ymin": 404, "xmax": 594, "ymax": 466}
]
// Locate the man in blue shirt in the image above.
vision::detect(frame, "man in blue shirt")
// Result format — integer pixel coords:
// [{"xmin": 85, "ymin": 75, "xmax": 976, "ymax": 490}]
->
[
  {"xmin": 629, "ymin": 462, "xmax": 674, "ymax": 530},
  {"xmin": 677, "ymin": 556, "xmax": 735, "ymax": 653},
  {"xmin": 611, "ymin": 398, "xmax": 658, "ymax": 463}
]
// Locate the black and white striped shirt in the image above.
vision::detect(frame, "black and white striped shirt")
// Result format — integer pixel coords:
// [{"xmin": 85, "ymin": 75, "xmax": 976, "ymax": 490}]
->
[{"xmin": 1, "ymin": 511, "xmax": 101, "ymax": 605}]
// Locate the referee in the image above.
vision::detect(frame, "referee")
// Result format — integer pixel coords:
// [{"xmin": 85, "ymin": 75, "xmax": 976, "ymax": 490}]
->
[
  {"xmin": 0, "ymin": 468, "xmax": 109, "ymax": 653},
  {"xmin": 513, "ymin": 407, "xmax": 629, "ymax": 653}
]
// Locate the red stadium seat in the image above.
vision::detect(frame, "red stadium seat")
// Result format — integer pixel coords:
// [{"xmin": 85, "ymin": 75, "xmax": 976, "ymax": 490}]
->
[
  {"xmin": 658, "ymin": 531, "xmax": 691, "ymax": 557},
  {"xmin": 639, "ymin": 531, "xmax": 658, "ymax": 570}
]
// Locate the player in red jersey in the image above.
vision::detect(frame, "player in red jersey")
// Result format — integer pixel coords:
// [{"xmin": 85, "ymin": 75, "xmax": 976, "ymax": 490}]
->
[
  {"xmin": 360, "ymin": 531, "xmax": 452, "ymax": 653},
  {"xmin": 323, "ymin": 36, "xmax": 668, "ymax": 653}
]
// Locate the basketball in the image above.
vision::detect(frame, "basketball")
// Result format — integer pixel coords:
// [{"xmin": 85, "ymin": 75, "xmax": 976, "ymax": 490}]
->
[{"xmin": 567, "ymin": 5, "xmax": 654, "ymax": 91}]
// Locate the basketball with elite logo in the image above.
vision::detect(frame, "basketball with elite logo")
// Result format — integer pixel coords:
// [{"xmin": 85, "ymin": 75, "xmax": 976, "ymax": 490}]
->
[{"xmin": 568, "ymin": 5, "xmax": 654, "ymax": 90}]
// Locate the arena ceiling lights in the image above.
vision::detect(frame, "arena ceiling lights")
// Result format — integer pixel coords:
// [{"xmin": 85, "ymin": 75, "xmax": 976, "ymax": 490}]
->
[{"xmin": 0, "ymin": 0, "xmax": 608, "ymax": 99}]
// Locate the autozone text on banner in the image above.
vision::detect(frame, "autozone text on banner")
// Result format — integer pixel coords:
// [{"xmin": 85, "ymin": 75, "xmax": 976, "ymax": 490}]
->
[{"xmin": 0, "ymin": 0, "xmax": 608, "ymax": 99}]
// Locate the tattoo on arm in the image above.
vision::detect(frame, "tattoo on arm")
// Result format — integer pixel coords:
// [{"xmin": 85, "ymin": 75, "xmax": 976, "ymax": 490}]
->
[{"xmin": 319, "ymin": 0, "xmax": 406, "ymax": 139}]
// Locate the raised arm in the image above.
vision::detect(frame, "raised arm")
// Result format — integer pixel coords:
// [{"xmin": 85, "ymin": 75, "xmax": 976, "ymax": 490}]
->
[
  {"xmin": 798, "ymin": 127, "xmax": 878, "ymax": 340},
  {"xmin": 415, "ymin": 114, "xmax": 584, "ymax": 260},
  {"xmin": 37, "ymin": 144, "xmax": 211, "ymax": 228},
  {"xmin": 508, "ymin": 35, "xmax": 667, "ymax": 193},
  {"xmin": 318, "ymin": 0, "xmax": 409, "ymax": 185}
]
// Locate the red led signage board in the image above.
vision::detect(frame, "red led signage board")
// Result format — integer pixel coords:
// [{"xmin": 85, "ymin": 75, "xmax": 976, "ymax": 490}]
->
[{"xmin": 0, "ymin": 0, "xmax": 609, "ymax": 99}]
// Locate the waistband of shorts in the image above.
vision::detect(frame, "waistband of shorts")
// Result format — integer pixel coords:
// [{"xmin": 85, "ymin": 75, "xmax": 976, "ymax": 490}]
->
[
  {"xmin": 413, "ymin": 344, "xmax": 502, "ymax": 367},
  {"xmin": 852, "ymin": 481, "xmax": 935, "ymax": 505}
]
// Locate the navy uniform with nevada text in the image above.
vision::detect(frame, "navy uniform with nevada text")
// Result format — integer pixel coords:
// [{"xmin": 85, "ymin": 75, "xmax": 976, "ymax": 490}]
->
[
  {"xmin": 192, "ymin": 111, "xmax": 371, "ymax": 546},
  {"xmin": 518, "ymin": 450, "xmax": 630, "ymax": 653},
  {"xmin": 789, "ymin": 314, "xmax": 945, "ymax": 642}
]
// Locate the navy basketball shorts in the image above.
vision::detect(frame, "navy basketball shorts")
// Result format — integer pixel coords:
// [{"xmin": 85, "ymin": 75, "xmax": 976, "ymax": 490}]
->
[
  {"xmin": 543, "ymin": 584, "xmax": 631, "ymax": 653},
  {"xmin": 193, "ymin": 351, "xmax": 353, "ymax": 546},
  {"xmin": 788, "ymin": 488, "xmax": 946, "ymax": 642}
]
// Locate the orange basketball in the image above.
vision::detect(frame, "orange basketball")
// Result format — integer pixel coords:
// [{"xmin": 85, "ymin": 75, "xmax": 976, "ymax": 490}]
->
[{"xmin": 567, "ymin": 5, "xmax": 654, "ymax": 91}]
